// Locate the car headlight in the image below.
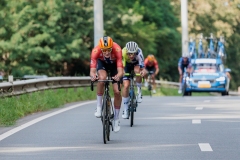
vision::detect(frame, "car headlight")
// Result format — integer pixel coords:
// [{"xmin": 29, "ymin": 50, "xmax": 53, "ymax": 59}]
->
[{"xmin": 216, "ymin": 76, "xmax": 225, "ymax": 81}]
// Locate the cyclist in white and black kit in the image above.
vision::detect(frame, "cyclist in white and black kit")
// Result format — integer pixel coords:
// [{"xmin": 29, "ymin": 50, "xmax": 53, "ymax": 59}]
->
[{"xmin": 121, "ymin": 41, "xmax": 147, "ymax": 119}]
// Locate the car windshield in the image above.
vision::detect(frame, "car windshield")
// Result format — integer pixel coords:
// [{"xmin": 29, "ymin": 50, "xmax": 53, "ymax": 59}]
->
[{"xmin": 194, "ymin": 63, "xmax": 218, "ymax": 73}]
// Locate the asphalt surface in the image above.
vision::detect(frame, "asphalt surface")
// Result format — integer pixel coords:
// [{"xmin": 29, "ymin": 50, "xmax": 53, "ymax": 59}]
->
[{"xmin": 0, "ymin": 96, "xmax": 240, "ymax": 160}]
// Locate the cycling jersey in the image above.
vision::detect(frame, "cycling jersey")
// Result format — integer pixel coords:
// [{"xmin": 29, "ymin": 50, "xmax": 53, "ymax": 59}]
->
[
  {"xmin": 178, "ymin": 57, "xmax": 192, "ymax": 68},
  {"xmin": 122, "ymin": 47, "xmax": 144, "ymax": 68},
  {"xmin": 144, "ymin": 58, "xmax": 159, "ymax": 69},
  {"xmin": 90, "ymin": 42, "xmax": 123, "ymax": 68}
]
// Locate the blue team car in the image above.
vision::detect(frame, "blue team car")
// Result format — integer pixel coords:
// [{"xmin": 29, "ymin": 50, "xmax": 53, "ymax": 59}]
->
[{"xmin": 183, "ymin": 58, "xmax": 230, "ymax": 96}]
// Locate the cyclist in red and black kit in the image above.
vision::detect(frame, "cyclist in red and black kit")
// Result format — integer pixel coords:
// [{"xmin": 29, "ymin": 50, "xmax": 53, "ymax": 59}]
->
[
  {"xmin": 144, "ymin": 55, "xmax": 159, "ymax": 94},
  {"xmin": 90, "ymin": 36, "xmax": 123, "ymax": 132}
]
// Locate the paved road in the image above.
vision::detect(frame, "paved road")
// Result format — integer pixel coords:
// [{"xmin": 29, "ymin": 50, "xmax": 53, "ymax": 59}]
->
[{"xmin": 0, "ymin": 96, "xmax": 240, "ymax": 160}]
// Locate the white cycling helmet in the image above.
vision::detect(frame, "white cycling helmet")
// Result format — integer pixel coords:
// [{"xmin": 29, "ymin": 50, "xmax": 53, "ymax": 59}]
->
[{"xmin": 126, "ymin": 41, "xmax": 138, "ymax": 53}]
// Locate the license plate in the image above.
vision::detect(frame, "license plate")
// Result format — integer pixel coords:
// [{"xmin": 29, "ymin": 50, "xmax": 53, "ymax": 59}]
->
[{"xmin": 198, "ymin": 81, "xmax": 211, "ymax": 88}]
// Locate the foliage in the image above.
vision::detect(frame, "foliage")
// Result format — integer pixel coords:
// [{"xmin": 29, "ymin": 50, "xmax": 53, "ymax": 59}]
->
[
  {"xmin": 0, "ymin": 0, "xmax": 93, "ymax": 77},
  {"xmin": 171, "ymin": 0, "xmax": 240, "ymax": 89},
  {"xmin": 1, "ymin": 0, "xmax": 240, "ymax": 89}
]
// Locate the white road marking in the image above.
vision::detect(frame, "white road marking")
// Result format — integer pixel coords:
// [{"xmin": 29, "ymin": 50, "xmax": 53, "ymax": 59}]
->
[
  {"xmin": 0, "ymin": 144, "xmax": 195, "ymax": 153},
  {"xmin": 204, "ymin": 100, "xmax": 210, "ymax": 103},
  {"xmin": 0, "ymin": 101, "xmax": 95, "ymax": 142},
  {"xmin": 195, "ymin": 107, "xmax": 203, "ymax": 110},
  {"xmin": 192, "ymin": 120, "xmax": 201, "ymax": 124},
  {"xmin": 198, "ymin": 143, "xmax": 213, "ymax": 151}
]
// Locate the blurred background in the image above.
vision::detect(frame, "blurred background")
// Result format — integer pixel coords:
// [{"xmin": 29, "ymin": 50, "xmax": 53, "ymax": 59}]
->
[{"xmin": 0, "ymin": 0, "xmax": 239, "ymax": 90}]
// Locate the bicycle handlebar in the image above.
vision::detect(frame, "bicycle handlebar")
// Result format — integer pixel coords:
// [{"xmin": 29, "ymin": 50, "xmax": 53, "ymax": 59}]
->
[
  {"xmin": 124, "ymin": 73, "xmax": 141, "ymax": 76},
  {"xmin": 90, "ymin": 80, "xmax": 121, "ymax": 91}
]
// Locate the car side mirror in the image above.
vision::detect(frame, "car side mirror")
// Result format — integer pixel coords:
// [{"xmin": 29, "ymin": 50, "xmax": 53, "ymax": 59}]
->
[{"xmin": 224, "ymin": 68, "xmax": 231, "ymax": 72}]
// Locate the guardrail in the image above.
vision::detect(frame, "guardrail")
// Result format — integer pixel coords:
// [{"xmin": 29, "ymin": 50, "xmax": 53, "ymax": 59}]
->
[
  {"xmin": 0, "ymin": 77, "xmax": 91, "ymax": 97},
  {"xmin": 0, "ymin": 77, "xmax": 239, "ymax": 97}
]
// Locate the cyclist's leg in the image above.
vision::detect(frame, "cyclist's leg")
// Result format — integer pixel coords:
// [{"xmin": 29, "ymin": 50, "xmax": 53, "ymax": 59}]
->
[
  {"xmin": 110, "ymin": 64, "xmax": 122, "ymax": 132},
  {"xmin": 134, "ymin": 65, "xmax": 142, "ymax": 94},
  {"xmin": 134, "ymin": 65, "xmax": 143, "ymax": 102},
  {"xmin": 150, "ymin": 67, "xmax": 156, "ymax": 93},
  {"xmin": 121, "ymin": 63, "xmax": 131, "ymax": 119},
  {"xmin": 144, "ymin": 67, "xmax": 150, "ymax": 87},
  {"xmin": 122, "ymin": 79, "xmax": 130, "ymax": 118},
  {"xmin": 112, "ymin": 82, "xmax": 121, "ymax": 132},
  {"xmin": 95, "ymin": 60, "xmax": 107, "ymax": 117},
  {"xmin": 178, "ymin": 66, "xmax": 184, "ymax": 93}
]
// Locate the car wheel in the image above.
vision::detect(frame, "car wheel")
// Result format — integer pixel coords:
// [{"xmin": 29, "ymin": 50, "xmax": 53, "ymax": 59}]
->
[{"xmin": 221, "ymin": 91, "xmax": 228, "ymax": 96}]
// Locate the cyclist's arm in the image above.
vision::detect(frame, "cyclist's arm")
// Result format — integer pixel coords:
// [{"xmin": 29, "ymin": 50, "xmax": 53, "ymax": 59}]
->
[
  {"xmin": 178, "ymin": 58, "xmax": 183, "ymax": 75},
  {"xmin": 137, "ymin": 49, "xmax": 145, "ymax": 69},
  {"xmin": 178, "ymin": 66, "xmax": 182, "ymax": 75},
  {"xmin": 90, "ymin": 68, "xmax": 98, "ymax": 81},
  {"xmin": 90, "ymin": 47, "xmax": 100, "ymax": 81},
  {"xmin": 122, "ymin": 47, "xmax": 127, "ymax": 67},
  {"xmin": 154, "ymin": 60, "xmax": 159, "ymax": 75},
  {"xmin": 115, "ymin": 44, "xmax": 124, "ymax": 79}
]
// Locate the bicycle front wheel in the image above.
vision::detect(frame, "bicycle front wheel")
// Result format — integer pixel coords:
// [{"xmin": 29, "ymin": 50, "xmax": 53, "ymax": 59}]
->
[
  {"xmin": 148, "ymin": 84, "xmax": 152, "ymax": 97},
  {"xmin": 182, "ymin": 81, "xmax": 186, "ymax": 97},
  {"xmin": 106, "ymin": 98, "xmax": 111, "ymax": 141},
  {"xmin": 130, "ymin": 92, "xmax": 135, "ymax": 127},
  {"xmin": 102, "ymin": 96, "xmax": 108, "ymax": 144}
]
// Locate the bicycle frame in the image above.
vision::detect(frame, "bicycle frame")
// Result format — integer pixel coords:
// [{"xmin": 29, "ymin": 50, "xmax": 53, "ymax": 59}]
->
[
  {"xmin": 181, "ymin": 67, "xmax": 191, "ymax": 96},
  {"xmin": 90, "ymin": 71, "xmax": 120, "ymax": 144},
  {"xmin": 124, "ymin": 71, "xmax": 140, "ymax": 127}
]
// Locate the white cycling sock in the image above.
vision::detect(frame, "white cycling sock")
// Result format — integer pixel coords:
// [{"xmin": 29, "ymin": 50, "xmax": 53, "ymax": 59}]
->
[
  {"xmin": 114, "ymin": 109, "xmax": 120, "ymax": 120},
  {"xmin": 97, "ymin": 95, "xmax": 102, "ymax": 107},
  {"xmin": 136, "ymin": 83, "xmax": 142, "ymax": 94},
  {"xmin": 123, "ymin": 97, "xmax": 129, "ymax": 110},
  {"xmin": 179, "ymin": 83, "xmax": 182, "ymax": 90}
]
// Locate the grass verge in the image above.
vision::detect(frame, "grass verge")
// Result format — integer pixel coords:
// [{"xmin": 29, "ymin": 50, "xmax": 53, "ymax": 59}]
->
[
  {"xmin": 0, "ymin": 87, "xmax": 96, "ymax": 126},
  {"xmin": 0, "ymin": 86, "xmax": 212, "ymax": 126}
]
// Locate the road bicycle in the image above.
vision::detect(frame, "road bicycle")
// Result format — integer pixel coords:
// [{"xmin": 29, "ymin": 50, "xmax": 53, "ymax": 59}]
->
[
  {"xmin": 182, "ymin": 67, "xmax": 191, "ymax": 96},
  {"xmin": 205, "ymin": 33, "xmax": 217, "ymax": 58},
  {"xmin": 197, "ymin": 33, "xmax": 205, "ymax": 58},
  {"xmin": 124, "ymin": 71, "xmax": 141, "ymax": 127},
  {"xmin": 91, "ymin": 71, "xmax": 120, "ymax": 144},
  {"xmin": 146, "ymin": 71, "xmax": 154, "ymax": 97},
  {"xmin": 217, "ymin": 36, "xmax": 226, "ymax": 61},
  {"xmin": 189, "ymin": 37, "xmax": 197, "ymax": 59}
]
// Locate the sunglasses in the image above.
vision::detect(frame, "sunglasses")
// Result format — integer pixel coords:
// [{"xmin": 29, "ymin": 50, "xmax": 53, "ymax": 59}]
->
[
  {"xmin": 101, "ymin": 48, "xmax": 112, "ymax": 53},
  {"xmin": 127, "ymin": 52, "xmax": 136, "ymax": 56}
]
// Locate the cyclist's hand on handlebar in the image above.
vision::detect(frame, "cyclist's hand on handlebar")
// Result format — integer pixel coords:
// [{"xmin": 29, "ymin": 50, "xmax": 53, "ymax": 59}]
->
[
  {"xmin": 112, "ymin": 74, "xmax": 120, "ymax": 81},
  {"xmin": 90, "ymin": 75, "xmax": 98, "ymax": 81},
  {"xmin": 140, "ymin": 70, "xmax": 145, "ymax": 77}
]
